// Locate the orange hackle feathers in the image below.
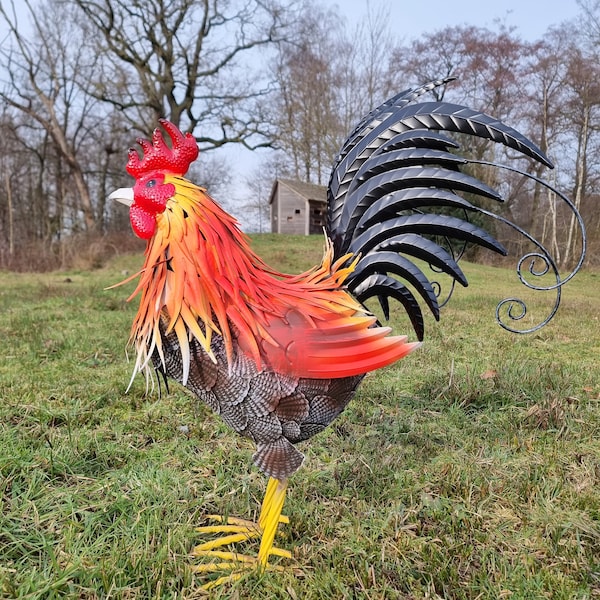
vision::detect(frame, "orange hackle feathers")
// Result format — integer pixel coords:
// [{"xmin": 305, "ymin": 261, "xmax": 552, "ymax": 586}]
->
[{"xmin": 124, "ymin": 175, "xmax": 419, "ymax": 384}]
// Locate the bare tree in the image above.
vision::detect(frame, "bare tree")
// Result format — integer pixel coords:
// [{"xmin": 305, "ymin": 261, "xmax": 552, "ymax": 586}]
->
[
  {"xmin": 68, "ymin": 0, "xmax": 297, "ymax": 148},
  {"xmin": 0, "ymin": 0, "xmax": 101, "ymax": 231},
  {"xmin": 391, "ymin": 25, "xmax": 471, "ymax": 100},
  {"xmin": 561, "ymin": 45, "xmax": 600, "ymax": 266},
  {"xmin": 334, "ymin": 4, "xmax": 404, "ymax": 132},
  {"xmin": 394, "ymin": 24, "xmax": 530, "ymax": 117},
  {"xmin": 270, "ymin": 2, "xmax": 349, "ymax": 184},
  {"xmin": 577, "ymin": 0, "xmax": 600, "ymax": 47},
  {"xmin": 271, "ymin": 1, "xmax": 402, "ymax": 185},
  {"xmin": 519, "ymin": 28, "xmax": 572, "ymax": 253}
]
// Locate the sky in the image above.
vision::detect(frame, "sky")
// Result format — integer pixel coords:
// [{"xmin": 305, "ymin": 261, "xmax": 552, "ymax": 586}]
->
[{"xmin": 321, "ymin": 0, "xmax": 582, "ymax": 41}]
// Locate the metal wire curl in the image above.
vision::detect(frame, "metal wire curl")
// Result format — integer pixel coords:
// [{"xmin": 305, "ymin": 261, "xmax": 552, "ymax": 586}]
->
[{"xmin": 471, "ymin": 161, "xmax": 586, "ymax": 333}]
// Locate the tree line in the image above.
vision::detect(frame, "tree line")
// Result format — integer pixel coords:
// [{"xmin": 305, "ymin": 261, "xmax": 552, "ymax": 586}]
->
[{"xmin": 0, "ymin": 0, "xmax": 596, "ymax": 270}]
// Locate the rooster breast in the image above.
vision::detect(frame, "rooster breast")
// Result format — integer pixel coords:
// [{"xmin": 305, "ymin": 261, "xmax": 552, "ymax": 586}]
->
[{"xmin": 155, "ymin": 315, "xmax": 363, "ymax": 480}]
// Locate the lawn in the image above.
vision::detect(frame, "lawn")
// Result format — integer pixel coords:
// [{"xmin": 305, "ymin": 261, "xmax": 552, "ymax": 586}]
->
[{"xmin": 0, "ymin": 234, "xmax": 598, "ymax": 599}]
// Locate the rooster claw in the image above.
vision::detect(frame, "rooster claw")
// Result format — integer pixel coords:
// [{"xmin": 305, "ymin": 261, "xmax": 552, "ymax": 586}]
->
[
  {"xmin": 191, "ymin": 528, "xmax": 293, "ymax": 590},
  {"xmin": 191, "ymin": 478, "xmax": 293, "ymax": 589}
]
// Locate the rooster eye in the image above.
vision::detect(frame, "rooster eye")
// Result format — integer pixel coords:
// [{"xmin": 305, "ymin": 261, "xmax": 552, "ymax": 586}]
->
[{"xmin": 146, "ymin": 179, "xmax": 157, "ymax": 188}]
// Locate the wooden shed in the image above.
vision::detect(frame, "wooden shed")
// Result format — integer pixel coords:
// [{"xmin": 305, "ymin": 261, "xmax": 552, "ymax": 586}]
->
[{"xmin": 269, "ymin": 178, "xmax": 327, "ymax": 235}]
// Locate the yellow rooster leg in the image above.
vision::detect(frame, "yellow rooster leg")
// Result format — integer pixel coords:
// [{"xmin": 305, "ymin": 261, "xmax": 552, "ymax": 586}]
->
[
  {"xmin": 192, "ymin": 478, "xmax": 292, "ymax": 589},
  {"xmin": 196, "ymin": 476, "xmax": 289, "ymax": 534},
  {"xmin": 258, "ymin": 475, "xmax": 279, "ymax": 528},
  {"xmin": 193, "ymin": 478, "xmax": 288, "ymax": 551},
  {"xmin": 256, "ymin": 478, "xmax": 288, "ymax": 569}
]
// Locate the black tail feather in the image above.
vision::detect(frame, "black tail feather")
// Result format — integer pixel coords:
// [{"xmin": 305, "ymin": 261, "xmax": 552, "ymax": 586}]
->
[
  {"xmin": 354, "ymin": 188, "xmax": 479, "ymax": 236},
  {"xmin": 326, "ymin": 79, "xmax": 581, "ymax": 338},
  {"xmin": 348, "ymin": 214, "xmax": 507, "ymax": 258},
  {"xmin": 339, "ymin": 166, "xmax": 503, "ymax": 248},
  {"xmin": 351, "ymin": 274, "xmax": 427, "ymax": 340},
  {"xmin": 349, "ymin": 251, "xmax": 441, "ymax": 320},
  {"xmin": 372, "ymin": 234, "xmax": 468, "ymax": 287}
]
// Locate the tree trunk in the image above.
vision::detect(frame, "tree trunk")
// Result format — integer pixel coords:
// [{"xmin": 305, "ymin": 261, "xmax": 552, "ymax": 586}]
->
[
  {"xmin": 5, "ymin": 173, "xmax": 14, "ymax": 256},
  {"xmin": 563, "ymin": 104, "xmax": 589, "ymax": 269}
]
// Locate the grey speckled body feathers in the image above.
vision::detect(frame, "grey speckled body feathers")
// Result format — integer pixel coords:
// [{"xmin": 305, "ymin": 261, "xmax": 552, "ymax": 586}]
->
[{"xmin": 155, "ymin": 317, "xmax": 362, "ymax": 480}]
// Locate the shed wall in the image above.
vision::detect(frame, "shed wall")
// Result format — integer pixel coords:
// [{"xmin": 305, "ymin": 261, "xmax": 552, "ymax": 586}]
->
[{"xmin": 276, "ymin": 187, "xmax": 307, "ymax": 235}]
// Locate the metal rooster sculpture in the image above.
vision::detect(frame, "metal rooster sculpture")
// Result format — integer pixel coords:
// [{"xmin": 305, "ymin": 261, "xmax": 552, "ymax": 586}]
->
[{"xmin": 109, "ymin": 79, "xmax": 585, "ymax": 589}]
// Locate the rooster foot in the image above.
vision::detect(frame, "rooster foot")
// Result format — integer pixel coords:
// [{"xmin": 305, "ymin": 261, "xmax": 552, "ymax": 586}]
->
[
  {"xmin": 191, "ymin": 477, "xmax": 294, "ymax": 589},
  {"xmin": 191, "ymin": 548, "xmax": 292, "ymax": 590}
]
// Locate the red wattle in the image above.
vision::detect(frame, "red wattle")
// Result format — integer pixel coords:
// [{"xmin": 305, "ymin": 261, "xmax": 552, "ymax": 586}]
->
[{"xmin": 130, "ymin": 204, "xmax": 156, "ymax": 239}]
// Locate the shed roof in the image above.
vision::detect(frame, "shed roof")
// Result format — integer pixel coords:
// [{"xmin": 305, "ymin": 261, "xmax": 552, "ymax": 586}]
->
[{"xmin": 270, "ymin": 178, "xmax": 327, "ymax": 204}]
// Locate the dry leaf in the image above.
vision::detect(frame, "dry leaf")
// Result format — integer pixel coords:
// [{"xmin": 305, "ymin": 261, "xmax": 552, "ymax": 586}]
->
[{"xmin": 480, "ymin": 369, "xmax": 498, "ymax": 380}]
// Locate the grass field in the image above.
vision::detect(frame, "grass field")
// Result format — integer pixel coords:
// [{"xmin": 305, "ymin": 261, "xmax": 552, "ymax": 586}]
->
[{"xmin": 1, "ymin": 234, "xmax": 598, "ymax": 599}]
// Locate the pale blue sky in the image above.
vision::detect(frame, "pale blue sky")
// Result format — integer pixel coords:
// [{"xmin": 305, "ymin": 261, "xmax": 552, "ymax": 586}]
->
[{"xmin": 323, "ymin": 0, "xmax": 581, "ymax": 41}]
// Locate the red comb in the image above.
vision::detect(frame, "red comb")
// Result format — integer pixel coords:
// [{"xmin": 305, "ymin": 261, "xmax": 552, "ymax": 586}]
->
[{"xmin": 126, "ymin": 119, "xmax": 199, "ymax": 178}]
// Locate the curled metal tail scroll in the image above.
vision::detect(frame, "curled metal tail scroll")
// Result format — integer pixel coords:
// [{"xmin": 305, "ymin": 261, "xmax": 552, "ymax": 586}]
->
[
  {"xmin": 489, "ymin": 167, "xmax": 586, "ymax": 333},
  {"xmin": 427, "ymin": 168, "xmax": 586, "ymax": 334}
]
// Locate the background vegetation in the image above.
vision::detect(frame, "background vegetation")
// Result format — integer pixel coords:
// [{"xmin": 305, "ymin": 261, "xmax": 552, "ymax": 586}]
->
[
  {"xmin": 1, "ymin": 235, "xmax": 598, "ymax": 599},
  {"xmin": 0, "ymin": 0, "xmax": 596, "ymax": 270}
]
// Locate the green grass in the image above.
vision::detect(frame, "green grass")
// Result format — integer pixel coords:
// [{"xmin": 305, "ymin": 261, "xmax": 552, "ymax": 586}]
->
[{"xmin": 1, "ymin": 234, "xmax": 598, "ymax": 599}]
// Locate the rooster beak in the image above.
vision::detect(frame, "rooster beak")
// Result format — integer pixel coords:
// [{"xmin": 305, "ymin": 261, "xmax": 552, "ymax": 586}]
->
[{"xmin": 109, "ymin": 187, "xmax": 134, "ymax": 207}]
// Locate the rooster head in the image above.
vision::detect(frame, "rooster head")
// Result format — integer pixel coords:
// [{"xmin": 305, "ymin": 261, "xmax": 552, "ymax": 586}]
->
[{"xmin": 109, "ymin": 119, "xmax": 199, "ymax": 239}]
